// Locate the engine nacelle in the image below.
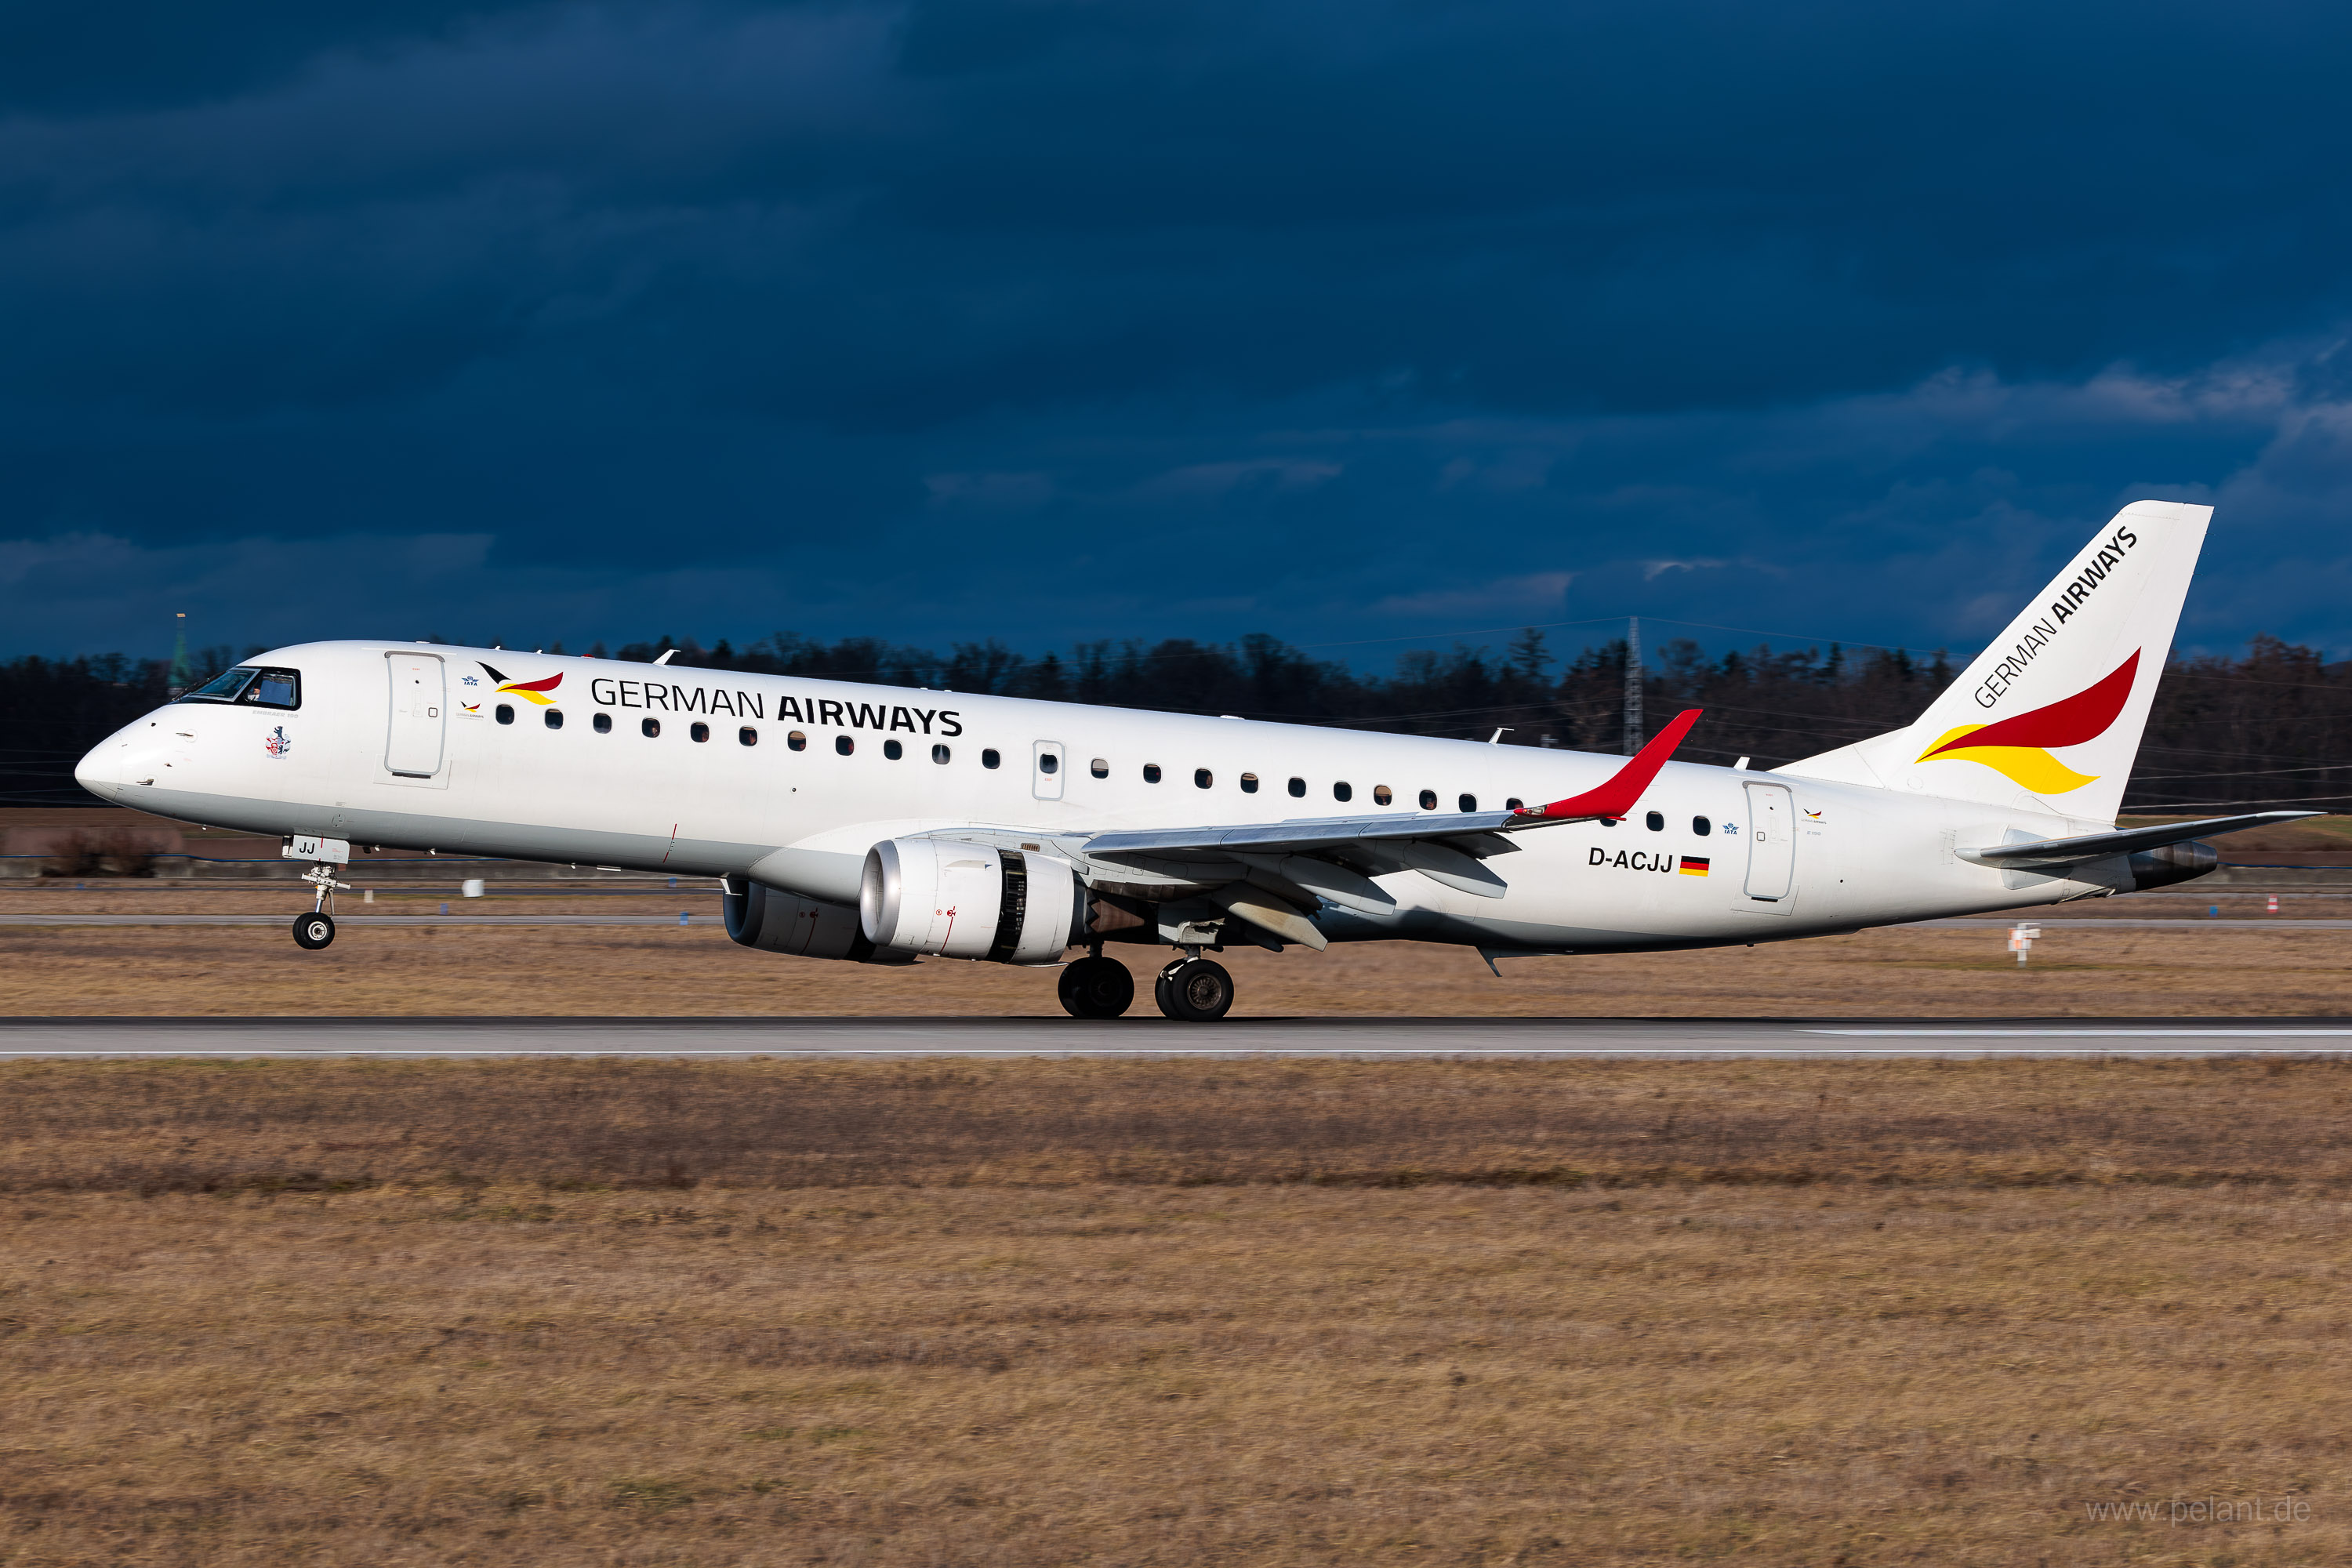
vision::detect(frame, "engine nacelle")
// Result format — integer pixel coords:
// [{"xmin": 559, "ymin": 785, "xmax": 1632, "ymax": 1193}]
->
[
  {"xmin": 859, "ymin": 838, "xmax": 1084, "ymax": 964},
  {"xmin": 2125, "ymin": 839, "xmax": 2218, "ymax": 891},
  {"xmin": 721, "ymin": 877, "xmax": 908, "ymax": 963}
]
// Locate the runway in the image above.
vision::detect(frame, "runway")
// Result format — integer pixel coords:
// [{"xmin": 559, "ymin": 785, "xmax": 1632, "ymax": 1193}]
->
[
  {"xmin": 6, "ymin": 1016, "xmax": 2352, "ymax": 1058},
  {"xmin": 7, "ymin": 914, "xmax": 2352, "ymax": 929}
]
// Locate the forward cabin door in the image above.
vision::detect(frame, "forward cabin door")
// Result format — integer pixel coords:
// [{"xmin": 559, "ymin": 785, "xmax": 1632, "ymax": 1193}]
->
[
  {"xmin": 1033, "ymin": 739, "xmax": 1065, "ymax": 800},
  {"xmin": 1741, "ymin": 782, "xmax": 1795, "ymax": 902},
  {"xmin": 385, "ymin": 652, "xmax": 447, "ymax": 778}
]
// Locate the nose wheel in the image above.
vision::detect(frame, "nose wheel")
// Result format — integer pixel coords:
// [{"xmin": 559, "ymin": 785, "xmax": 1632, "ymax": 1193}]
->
[
  {"xmin": 291, "ymin": 862, "xmax": 349, "ymax": 951},
  {"xmin": 1154, "ymin": 956, "xmax": 1235, "ymax": 1022}
]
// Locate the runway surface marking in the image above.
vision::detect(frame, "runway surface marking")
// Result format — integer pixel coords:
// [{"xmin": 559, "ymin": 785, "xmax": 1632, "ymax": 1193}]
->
[{"xmin": 5, "ymin": 1018, "xmax": 2350, "ymax": 1058}]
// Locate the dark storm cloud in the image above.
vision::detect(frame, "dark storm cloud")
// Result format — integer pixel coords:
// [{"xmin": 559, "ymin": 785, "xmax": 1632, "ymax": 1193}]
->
[{"xmin": 5, "ymin": 0, "xmax": 2352, "ymax": 662}]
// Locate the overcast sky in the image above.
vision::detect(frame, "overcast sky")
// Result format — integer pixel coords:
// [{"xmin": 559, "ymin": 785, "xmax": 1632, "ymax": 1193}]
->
[{"xmin": 5, "ymin": 0, "xmax": 2351, "ymax": 666}]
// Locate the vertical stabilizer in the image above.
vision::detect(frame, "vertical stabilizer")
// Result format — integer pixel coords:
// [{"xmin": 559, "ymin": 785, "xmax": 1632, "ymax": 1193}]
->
[{"xmin": 1777, "ymin": 500, "xmax": 2211, "ymax": 823}]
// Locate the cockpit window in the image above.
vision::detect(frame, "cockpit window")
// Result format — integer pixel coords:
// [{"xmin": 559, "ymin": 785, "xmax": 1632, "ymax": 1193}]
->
[
  {"xmin": 180, "ymin": 667, "xmax": 256, "ymax": 703},
  {"xmin": 179, "ymin": 666, "xmax": 300, "ymax": 710}
]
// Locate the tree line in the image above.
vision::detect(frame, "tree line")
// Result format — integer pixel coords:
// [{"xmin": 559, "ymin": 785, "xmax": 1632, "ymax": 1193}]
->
[{"xmin": 2, "ymin": 630, "xmax": 2343, "ymax": 815}]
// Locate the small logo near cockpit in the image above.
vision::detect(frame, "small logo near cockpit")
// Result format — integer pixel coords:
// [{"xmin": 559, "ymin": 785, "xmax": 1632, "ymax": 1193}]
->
[{"xmin": 263, "ymin": 726, "xmax": 292, "ymax": 758}]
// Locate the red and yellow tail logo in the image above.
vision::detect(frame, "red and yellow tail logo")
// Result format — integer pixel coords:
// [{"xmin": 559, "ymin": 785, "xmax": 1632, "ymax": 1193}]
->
[{"xmin": 1915, "ymin": 651, "xmax": 2138, "ymax": 794}]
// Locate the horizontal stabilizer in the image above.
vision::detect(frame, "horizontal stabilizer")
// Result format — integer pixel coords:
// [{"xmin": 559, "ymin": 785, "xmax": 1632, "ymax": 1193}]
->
[{"xmin": 1956, "ymin": 811, "xmax": 2321, "ymax": 870}]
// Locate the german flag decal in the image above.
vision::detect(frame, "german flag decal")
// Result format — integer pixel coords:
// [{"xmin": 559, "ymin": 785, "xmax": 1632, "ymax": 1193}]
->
[{"xmin": 1679, "ymin": 855, "xmax": 1711, "ymax": 877}]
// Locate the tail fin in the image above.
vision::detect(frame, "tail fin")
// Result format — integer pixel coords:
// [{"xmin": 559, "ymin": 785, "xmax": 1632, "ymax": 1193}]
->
[{"xmin": 1778, "ymin": 499, "xmax": 2210, "ymax": 823}]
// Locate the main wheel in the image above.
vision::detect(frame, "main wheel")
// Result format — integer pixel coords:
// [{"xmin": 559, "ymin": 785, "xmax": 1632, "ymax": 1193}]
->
[
  {"xmin": 1156, "ymin": 957, "xmax": 1234, "ymax": 1022},
  {"xmin": 292, "ymin": 912, "xmax": 336, "ymax": 950},
  {"xmin": 1058, "ymin": 955, "xmax": 1135, "ymax": 1018}
]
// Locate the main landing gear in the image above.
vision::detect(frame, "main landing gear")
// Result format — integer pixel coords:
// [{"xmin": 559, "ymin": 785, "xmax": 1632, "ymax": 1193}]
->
[
  {"xmin": 291, "ymin": 862, "xmax": 349, "ymax": 950},
  {"xmin": 1154, "ymin": 954, "xmax": 1234, "ymax": 1022},
  {"xmin": 1055, "ymin": 947, "xmax": 1235, "ymax": 1022},
  {"xmin": 1058, "ymin": 953, "xmax": 1135, "ymax": 1018}
]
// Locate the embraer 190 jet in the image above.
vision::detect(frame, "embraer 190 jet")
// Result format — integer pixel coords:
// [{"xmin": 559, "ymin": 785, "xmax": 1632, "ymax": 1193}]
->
[{"xmin": 75, "ymin": 501, "xmax": 2308, "ymax": 1020}]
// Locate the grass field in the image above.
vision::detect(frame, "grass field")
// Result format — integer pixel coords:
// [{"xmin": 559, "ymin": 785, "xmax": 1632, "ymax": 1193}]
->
[{"xmin": 2, "ymin": 1056, "xmax": 2347, "ymax": 1565}]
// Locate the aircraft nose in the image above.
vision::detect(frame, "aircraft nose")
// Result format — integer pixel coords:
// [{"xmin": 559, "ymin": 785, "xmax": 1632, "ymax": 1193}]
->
[{"xmin": 74, "ymin": 738, "xmax": 120, "ymax": 802}]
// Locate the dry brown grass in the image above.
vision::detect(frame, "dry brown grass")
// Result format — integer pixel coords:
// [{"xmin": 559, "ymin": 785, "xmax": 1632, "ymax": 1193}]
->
[
  {"xmin": 2, "ymin": 1058, "xmax": 2349, "ymax": 1564},
  {"xmin": 7, "ymin": 918, "xmax": 2352, "ymax": 1018}
]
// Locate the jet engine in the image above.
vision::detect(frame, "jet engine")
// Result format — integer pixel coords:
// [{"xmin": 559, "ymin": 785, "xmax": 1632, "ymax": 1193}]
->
[
  {"xmin": 2123, "ymin": 840, "xmax": 2218, "ymax": 891},
  {"xmin": 859, "ymin": 838, "xmax": 1085, "ymax": 964},
  {"xmin": 721, "ymin": 877, "xmax": 907, "ymax": 963}
]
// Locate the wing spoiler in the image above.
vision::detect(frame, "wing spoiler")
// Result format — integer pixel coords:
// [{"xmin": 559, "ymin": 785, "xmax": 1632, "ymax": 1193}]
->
[
  {"xmin": 1956, "ymin": 810, "xmax": 2321, "ymax": 870},
  {"xmin": 1082, "ymin": 711, "xmax": 1704, "ymax": 860}
]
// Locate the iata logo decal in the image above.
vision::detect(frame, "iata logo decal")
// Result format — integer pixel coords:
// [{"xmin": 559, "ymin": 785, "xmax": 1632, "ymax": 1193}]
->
[
  {"xmin": 263, "ymin": 726, "xmax": 292, "ymax": 758},
  {"xmin": 481, "ymin": 662, "xmax": 562, "ymax": 706},
  {"xmin": 1916, "ymin": 650, "xmax": 2139, "ymax": 794}
]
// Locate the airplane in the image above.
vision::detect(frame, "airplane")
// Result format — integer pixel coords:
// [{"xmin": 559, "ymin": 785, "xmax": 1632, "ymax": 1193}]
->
[{"xmin": 73, "ymin": 499, "xmax": 2312, "ymax": 1021}]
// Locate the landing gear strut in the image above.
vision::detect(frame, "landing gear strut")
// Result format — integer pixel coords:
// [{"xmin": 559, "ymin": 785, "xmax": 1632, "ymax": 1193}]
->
[
  {"xmin": 1154, "ymin": 954, "xmax": 1235, "ymax": 1022},
  {"xmin": 1058, "ymin": 953, "xmax": 1136, "ymax": 1018},
  {"xmin": 292, "ymin": 862, "xmax": 348, "ymax": 950}
]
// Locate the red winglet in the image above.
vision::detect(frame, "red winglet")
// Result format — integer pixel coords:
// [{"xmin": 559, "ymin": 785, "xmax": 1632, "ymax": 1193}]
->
[{"xmin": 1515, "ymin": 708, "xmax": 1702, "ymax": 822}]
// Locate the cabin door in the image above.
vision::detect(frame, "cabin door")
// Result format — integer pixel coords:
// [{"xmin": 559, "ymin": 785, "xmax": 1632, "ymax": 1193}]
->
[
  {"xmin": 385, "ymin": 652, "xmax": 447, "ymax": 778},
  {"xmin": 1740, "ymin": 782, "xmax": 1795, "ymax": 902}
]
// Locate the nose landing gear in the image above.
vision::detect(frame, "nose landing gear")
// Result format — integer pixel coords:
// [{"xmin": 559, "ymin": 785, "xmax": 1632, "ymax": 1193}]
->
[{"xmin": 292, "ymin": 862, "xmax": 348, "ymax": 950}]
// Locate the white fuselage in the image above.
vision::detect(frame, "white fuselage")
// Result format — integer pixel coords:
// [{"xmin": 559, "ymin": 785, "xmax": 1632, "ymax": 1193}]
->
[{"xmin": 76, "ymin": 640, "xmax": 2122, "ymax": 955}]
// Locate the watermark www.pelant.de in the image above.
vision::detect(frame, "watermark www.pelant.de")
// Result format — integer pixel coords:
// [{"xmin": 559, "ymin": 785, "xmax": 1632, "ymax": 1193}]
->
[{"xmin": 2084, "ymin": 1496, "xmax": 2312, "ymax": 1526}]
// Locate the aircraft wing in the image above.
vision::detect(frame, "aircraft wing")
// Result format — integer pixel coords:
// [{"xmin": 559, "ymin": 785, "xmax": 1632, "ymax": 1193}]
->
[
  {"xmin": 1081, "ymin": 710, "xmax": 1703, "ymax": 862},
  {"xmin": 1076, "ymin": 710, "xmax": 1704, "ymax": 916},
  {"xmin": 1956, "ymin": 810, "xmax": 2322, "ymax": 870}
]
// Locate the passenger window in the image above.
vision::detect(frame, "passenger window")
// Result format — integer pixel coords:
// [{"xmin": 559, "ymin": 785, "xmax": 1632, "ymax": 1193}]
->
[
  {"xmin": 546, "ymin": 710, "xmax": 564, "ymax": 731},
  {"xmin": 1507, "ymin": 797, "xmax": 1523, "ymax": 810},
  {"xmin": 1091, "ymin": 758, "xmax": 1109, "ymax": 778},
  {"xmin": 1195, "ymin": 768, "xmax": 1213, "ymax": 789},
  {"xmin": 836, "ymin": 735, "xmax": 855, "ymax": 756},
  {"xmin": 641, "ymin": 717, "xmax": 659, "ymax": 738},
  {"xmin": 1240, "ymin": 772, "xmax": 1259, "ymax": 793},
  {"xmin": 739, "ymin": 727, "xmax": 757, "ymax": 746},
  {"xmin": 593, "ymin": 713, "xmax": 612, "ymax": 734},
  {"xmin": 1458, "ymin": 793, "xmax": 1476, "ymax": 813},
  {"xmin": 1417, "ymin": 789, "xmax": 1437, "ymax": 810},
  {"xmin": 1693, "ymin": 815, "xmax": 1712, "ymax": 835},
  {"xmin": 1143, "ymin": 764, "xmax": 1162, "ymax": 782},
  {"xmin": 496, "ymin": 705, "xmax": 514, "ymax": 725},
  {"xmin": 1039, "ymin": 752, "xmax": 1058, "ymax": 774},
  {"xmin": 884, "ymin": 739, "xmax": 903, "ymax": 760},
  {"xmin": 1374, "ymin": 785, "xmax": 1393, "ymax": 805},
  {"xmin": 787, "ymin": 731, "xmax": 807, "ymax": 750},
  {"xmin": 1334, "ymin": 782, "xmax": 1352, "ymax": 803},
  {"xmin": 932, "ymin": 743, "xmax": 951, "ymax": 764},
  {"xmin": 1600, "ymin": 816, "xmax": 1620, "ymax": 827},
  {"xmin": 1646, "ymin": 811, "xmax": 1664, "ymax": 831},
  {"xmin": 691, "ymin": 722, "xmax": 710, "ymax": 743},
  {"xmin": 982, "ymin": 748, "xmax": 1000, "ymax": 768},
  {"xmin": 1287, "ymin": 777, "xmax": 1305, "ymax": 798}
]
